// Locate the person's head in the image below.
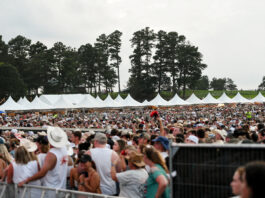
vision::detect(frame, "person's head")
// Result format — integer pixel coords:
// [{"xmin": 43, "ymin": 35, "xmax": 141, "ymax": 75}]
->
[
  {"xmin": 258, "ymin": 128, "xmax": 265, "ymax": 141},
  {"xmin": 197, "ymin": 128, "xmax": 206, "ymax": 139},
  {"xmin": 15, "ymin": 146, "xmax": 31, "ymax": 164},
  {"xmin": 152, "ymin": 136, "xmax": 169, "ymax": 152},
  {"xmin": 143, "ymin": 145, "xmax": 168, "ymax": 173},
  {"xmin": 93, "ymin": 132, "xmax": 107, "ymax": 147},
  {"xmin": 185, "ymin": 135, "xmax": 199, "ymax": 144},
  {"xmin": 126, "ymin": 151, "xmax": 145, "ymax": 169},
  {"xmin": 230, "ymin": 166, "xmax": 245, "ymax": 196},
  {"xmin": 71, "ymin": 131, "xmax": 82, "ymax": 143},
  {"xmin": 0, "ymin": 144, "xmax": 12, "ymax": 164},
  {"xmin": 79, "ymin": 154, "xmax": 95, "ymax": 170},
  {"xmin": 138, "ymin": 133, "xmax": 150, "ymax": 145},
  {"xmin": 35, "ymin": 135, "xmax": 49, "ymax": 153},
  {"xmin": 113, "ymin": 139, "xmax": 126, "ymax": 154},
  {"xmin": 242, "ymin": 161, "xmax": 265, "ymax": 198}
]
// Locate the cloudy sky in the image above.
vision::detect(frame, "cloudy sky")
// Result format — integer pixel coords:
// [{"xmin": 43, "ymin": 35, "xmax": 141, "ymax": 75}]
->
[{"xmin": 1, "ymin": 0, "xmax": 264, "ymax": 90}]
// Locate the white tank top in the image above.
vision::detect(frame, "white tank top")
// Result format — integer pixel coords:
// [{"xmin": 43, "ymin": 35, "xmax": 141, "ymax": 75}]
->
[
  {"xmin": 90, "ymin": 147, "xmax": 116, "ymax": 195},
  {"xmin": 42, "ymin": 147, "xmax": 68, "ymax": 189},
  {"xmin": 37, "ymin": 153, "xmax": 47, "ymax": 168},
  {"xmin": 12, "ymin": 160, "xmax": 41, "ymax": 186}
]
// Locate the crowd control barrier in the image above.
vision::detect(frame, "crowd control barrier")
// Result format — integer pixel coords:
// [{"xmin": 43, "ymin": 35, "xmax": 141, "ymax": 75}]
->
[
  {"xmin": 0, "ymin": 182, "xmax": 124, "ymax": 198},
  {"xmin": 169, "ymin": 143, "xmax": 265, "ymax": 198}
]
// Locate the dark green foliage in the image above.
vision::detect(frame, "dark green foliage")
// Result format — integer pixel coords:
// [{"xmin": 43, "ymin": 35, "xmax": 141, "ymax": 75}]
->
[
  {"xmin": 258, "ymin": 76, "xmax": 265, "ymax": 90},
  {"xmin": 0, "ymin": 29, "xmax": 249, "ymax": 101},
  {"xmin": 108, "ymin": 30, "xmax": 122, "ymax": 93},
  {"xmin": 210, "ymin": 77, "xmax": 238, "ymax": 91},
  {"xmin": 0, "ymin": 63, "xmax": 25, "ymax": 98},
  {"xmin": 192, "ymin": 75, "xmax": 209, "ymax": 90},
  {"xmin": 210, "ymin": 77, "xmax": 226, "ymax": 90}
]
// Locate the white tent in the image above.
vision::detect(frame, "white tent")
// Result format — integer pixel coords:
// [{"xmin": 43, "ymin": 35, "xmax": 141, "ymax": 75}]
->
[
  {"xmin": 17, "ymin": 97, "xmax": 31, "ymax": 106},
  {"xmin": 39, "ymin": 95, "xmax": 59, "ymax": 105},
  {"xmin": 218, "ymin": 92, "xmax": 236, "ymax": 103},
  {"xmin": 103, "ymin": 94, "xmax": 121, "ymax": 107},
  {"xmin": 148, "ymin": 93, "xmax": 170, "ymax": 106},
  {"xmin": 61, "ymin": 94, "xmax": 84, "ymax": 105},
  {"xmin": 142, "ymin": 100, "xmax": 150, "ymax": 106},
  {"xmin": 168, "ymin": 93, "xmax": 189, "ymax": 106},
  {"xmin": 27, "ymin": 96, "xmax": 52, "ymax": 110},
  {"xmin": 251, "ymin": 92, "xmax": 265, "ymax": 103},
  {"xmin": 77, "ymin": 95, "xmax": 102, "ymax": 108},
  {"xmin": 202, "ymin": 93, "xmax": 221, "ymax": 104},
  {"xmin": 232, "ymin": 92, "xmax": 250, "ymax": 103},
  {"xmin": 0, "ymin": 96, "xmax": 25, "ymax": 111},
  {"xmin": 185, "ymin": 93, "xmax": 204, "ymax": 104},
  {"xmin": 52, "ymin": 96, "xmax": 75, "ymax": 109},
  {"xmin": 123, "ymin": 94, "xmax": 143, "ymax": 107},
  {"xmin": 95, "ymin": 95, "xmax": 105, "ymax": 107},
  {"xmin": 114, "ymin": 94, "xmax": 126, "ymax": 106}
]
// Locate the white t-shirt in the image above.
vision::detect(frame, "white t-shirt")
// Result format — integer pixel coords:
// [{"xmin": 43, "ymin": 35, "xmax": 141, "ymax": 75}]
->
[
  {"xmin": 12, "ymin": 160, "xmax": 41, "ymax": 186},
  {"xmin": 117, "ymin": 168, "xmax": 148, "ymax": 198}
]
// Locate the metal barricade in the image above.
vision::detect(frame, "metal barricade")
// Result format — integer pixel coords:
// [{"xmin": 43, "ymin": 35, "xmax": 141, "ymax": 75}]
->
[
  {"xmin": 0, "ymin": 182, "xmax": 124, "ymax": 198},
  {"xmin": 169, "ymin": 143, "xmax": 265, "ymax": 198}
]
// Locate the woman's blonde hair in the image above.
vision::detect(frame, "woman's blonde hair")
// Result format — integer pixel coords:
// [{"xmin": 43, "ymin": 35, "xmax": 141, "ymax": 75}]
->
[
  {"xmin": 15, "ymin": 146, "xmax": 31, "ymax": 164},
  {"xmin": 236, "ymin": 166, "xmax": 245, "ymax": 182},
  {"xmin": 143, "ymin": 146, "xmax": 168, "ymax": 173},
  {"xmin": 29, "ymin": 152, "xmax": 38, "ymax": 161},
  {"xmin": 0, "ymin": 144, "xmax": 13, "ymax": 164}
]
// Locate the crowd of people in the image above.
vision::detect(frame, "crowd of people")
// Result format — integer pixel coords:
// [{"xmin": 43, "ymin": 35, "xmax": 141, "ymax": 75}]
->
[{"xmin": 0, "ymin": 103, "xmax": 264, "ymax": 198}]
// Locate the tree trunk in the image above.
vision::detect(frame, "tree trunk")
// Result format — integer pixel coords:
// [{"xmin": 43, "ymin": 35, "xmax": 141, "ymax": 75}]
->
[
  {"xmin": 172, "ymin": 75, "xmax": 176, "ymax": 94},
  {"xmin": 158, "ymin": 65, "xmax": 161, "ymax": 93},
  {"xmin": 183, "ymin": 74, "xmax": 186, "ymax": 98},
  {"xmin": 118, "ymin": 66, "xmax": 120, "ymax": 93}
]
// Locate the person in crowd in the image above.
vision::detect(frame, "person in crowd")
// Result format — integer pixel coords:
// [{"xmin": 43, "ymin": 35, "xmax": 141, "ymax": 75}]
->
[
  {"xmin": 138, "ymin": 133, "xmax": 151, "ymax": 146},
  {"xmin": 143, "ymin": 146, "xmax": 170, "ymax": 198},
  {"xmin": 230, "ymin": 166, "xmax": 245, "ymax": 198},
  {"xmin": 69, "ymin": 150, "xmax": 86, "ymax": 190},
  {"xmin": 19, "ymin": 138, "xmax": 38, "ymax": 161},
  {"xmin": 7, "ymin": 146, "xmax": 41, "ymax": 197},
  {"xmin": 18, "ymin": 126, "xmax": 69, "ymax": 190},
  {"xmin": 86, "ymin": 132, "xmax": 121, "ymax": 196},
  {"xmin": 78, "ymin": 154, "xmax": 101, "ymax": 193},
  {"xmin": 0, "ymin": 140, "xmax": 13, "ymax": 180},
  {"xmin": 71, "ymin": 130, "xmax": 82, "ymax": 148},
  {"xmin": 111, "ymin": 151, "xmax": 148, "ymax": 198},
  {"xmin": 35, "ymin": 135, "xmax": 49, "ymax": 169},
  {"xmin": 185, "ymin": 135, "xmax": 199, "ymax": 144},
  {"xmin": 241, "ymin": 161, "xmax": 265, "ymax": 198},
  {"xmin": 113, "ymin": 139, "xmax": 126, "ymax": 156},
  {"xmin": 197, "ymin": 128, "xmax": 206, "ymax": 143},
  {"xmin": 152, "ymin": 136, "xmax": 169, "ymax": 159}
]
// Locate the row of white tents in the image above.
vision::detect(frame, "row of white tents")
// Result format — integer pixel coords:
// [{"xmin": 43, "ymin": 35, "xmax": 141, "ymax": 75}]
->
[{"xmin": 0, "ymin": 92, "xmax": 265, "ymax": 111}]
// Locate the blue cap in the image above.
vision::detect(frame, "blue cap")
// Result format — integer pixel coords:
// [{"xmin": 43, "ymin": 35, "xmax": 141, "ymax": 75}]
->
[
  {"xmin": 0, "ymin": 138, "xmax": 5, "ymax": 144},
  {"xmin": 152, "ymin": 136, "xmax": 169, "ymax": 150}
]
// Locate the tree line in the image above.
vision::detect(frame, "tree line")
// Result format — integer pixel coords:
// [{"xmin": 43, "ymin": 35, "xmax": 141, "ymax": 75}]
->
[{"xmin": 0, "ymin": 27, "xmax": 263, "ymax": 101}]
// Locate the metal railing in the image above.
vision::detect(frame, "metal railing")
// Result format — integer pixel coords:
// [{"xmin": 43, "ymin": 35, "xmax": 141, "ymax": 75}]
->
[
  {"xmin": 0, "ymin": 127, "xmax": 132, "ymax": 133},
  {"xmin": 169, "ymin": 143, "xmax": 265, "ymax": 198},
  {"xmin": 0, "ymin": 182, "xmax": 124, "ymax": 198}
]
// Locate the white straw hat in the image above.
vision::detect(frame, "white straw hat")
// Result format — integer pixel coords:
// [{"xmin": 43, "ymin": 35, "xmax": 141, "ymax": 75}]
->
[
  {"xmin": 47, "ymin": 127, "xmax": 68, "ymax": 148},
  {"xmin": 20, "ymin": 138, "xmax": 37, "ymax": 152}
]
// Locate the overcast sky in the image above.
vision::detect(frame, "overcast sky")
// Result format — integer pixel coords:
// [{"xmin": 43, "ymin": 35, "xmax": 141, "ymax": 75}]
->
[{"xmin": 1, "ymin": 0, "xmax": 264, "ymax": 90}]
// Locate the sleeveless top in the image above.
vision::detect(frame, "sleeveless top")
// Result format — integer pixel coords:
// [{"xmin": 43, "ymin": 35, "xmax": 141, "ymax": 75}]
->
[
  {"xmin": 90, "ymin": 147, "xmax": 116, "ymax": 195},
  {"xmin": 12, "ymin": 160, "xmax": 41, "ymax": 186},
  {"xmin": 42, "ymin": 147, "xmax": 68, "ymax": 189}
]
